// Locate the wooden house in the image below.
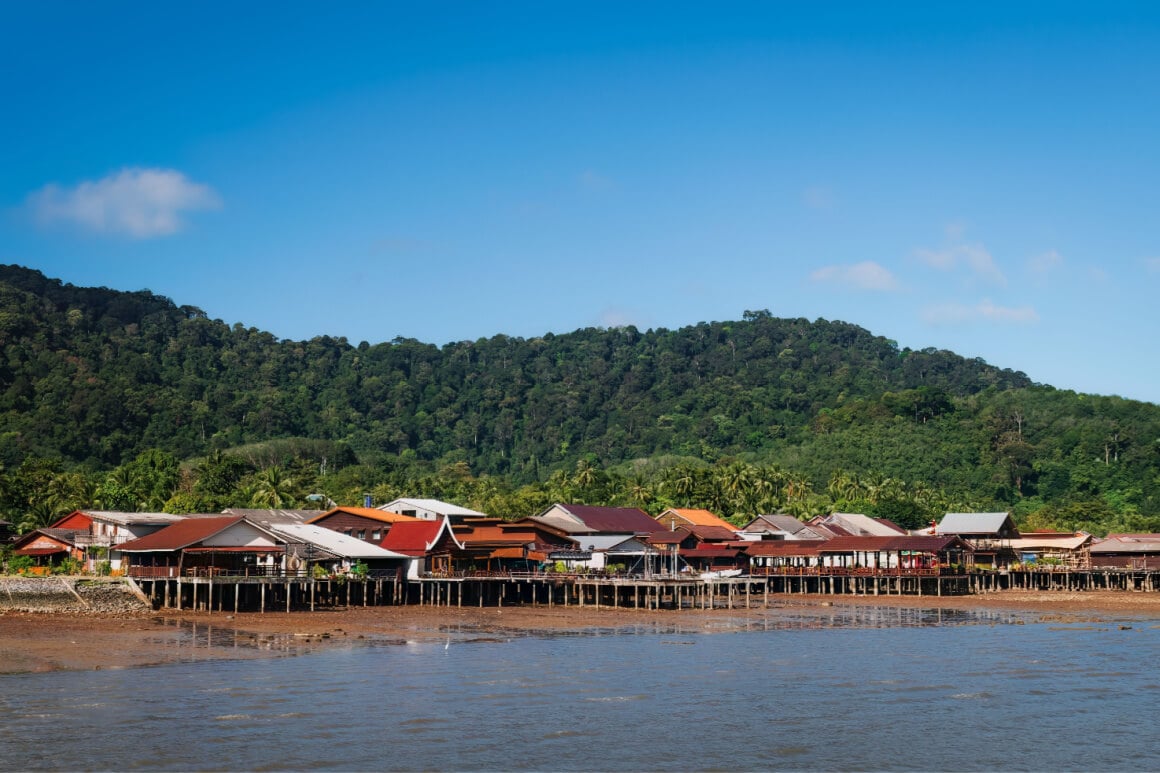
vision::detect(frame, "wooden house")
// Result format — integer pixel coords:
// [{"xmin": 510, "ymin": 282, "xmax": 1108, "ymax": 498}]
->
[
  {"xmin": 306, "ymin": 507, "xmax": 420, "ymax": 544},
  {"xmin": 532, "ymin": 504, "xmax": 661, "ymax": 538},
  {"xmin": 934, "ymin": 512, "xmax": 1019, "ymax": 567},
  {"xmin": 810, "ymin": 512, "xmax": 908, "ymax": 537},
  {"xmin": 816, "ymin": 536, "xmax": 974, "ymax": 573},
  {"xmin": 47, "ymin": 510, "xmax": 203, "ymax": 572},
  {"xmin": 737, "ymin": 514, "xmax": 837, "ymax": 542},
  {"xmin": 453, "ymin": 518, "xmax": 579, "ymax": 574},
  {"xmin": 265, "ymin": 522, "xmax": 409, "ymax": 577},
  {"xmin": 1008, "ymin": 531, "xmax": 1092, "ymax": 569},
  {"xmin": 118, "ymin": 515, "xmax": 286, "ymax": 578},
  {"xmin": 1090, "ymin": 534, "xmax": 1160, "ymax": 569},
  {"xmin": 646, "ymin": 526, "xmax": 745, "ymax": 575},
  {"xmin": 745, "ymin": 540, "xmax": 826, "ymax": 572},
  {"xmin": 10, "ymin": 528, "xmax": 84, "ymax": 568},
  {"xmin": 380, "ymin": 519, "xmax": 466, "ymax": 578}
]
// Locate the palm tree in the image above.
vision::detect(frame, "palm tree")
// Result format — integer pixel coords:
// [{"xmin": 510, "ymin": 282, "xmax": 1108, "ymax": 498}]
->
[{"xmin": 250, "ymin": 467, "xmax": 296, "ymax": 509}]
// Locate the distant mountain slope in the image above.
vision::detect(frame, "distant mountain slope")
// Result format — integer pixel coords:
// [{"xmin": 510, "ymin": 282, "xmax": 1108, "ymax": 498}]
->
[{"xmin": 1, "ymin": 263, "xmax": 1157, "ymax": 522}]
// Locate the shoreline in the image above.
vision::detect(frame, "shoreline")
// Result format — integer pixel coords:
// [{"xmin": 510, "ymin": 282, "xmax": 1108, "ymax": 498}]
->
[{"xmin": 4, "ymin": 590, "xmax": 1160, "ymax": 674}]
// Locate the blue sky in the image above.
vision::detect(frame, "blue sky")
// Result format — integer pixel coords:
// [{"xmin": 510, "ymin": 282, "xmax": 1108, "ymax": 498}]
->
[{"xmin": 3, "ymin": 2, "xmax": 1160, "ymax": 402}]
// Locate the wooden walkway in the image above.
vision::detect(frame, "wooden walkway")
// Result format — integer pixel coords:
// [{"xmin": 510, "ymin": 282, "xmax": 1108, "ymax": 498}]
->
[{"xmin": 129, "ymin": 568, "xmax": 1160, "ymax": 614}]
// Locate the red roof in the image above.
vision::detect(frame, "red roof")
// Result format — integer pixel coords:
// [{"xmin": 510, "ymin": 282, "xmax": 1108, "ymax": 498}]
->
[
  {"xmin": 559, "ymin": 505, "xmax": 662, "ymax": 534},
  {"xmin": 818, "ymin": 535, "xmax": 971, "ymax": 553},
  {"xmin": 680, "ymin": 547, "xmax": 740, "ymax": 558},
  {"xmin": 381, "ymin": 520, "xmax": 445, "ymax": 556},
  {"xmin": 743, "ymin": 541, "xmax": 826, "ymax": 557},
  {"xmin": 117, "ymin": 516, "xmax": 247, "ymax": 552}
]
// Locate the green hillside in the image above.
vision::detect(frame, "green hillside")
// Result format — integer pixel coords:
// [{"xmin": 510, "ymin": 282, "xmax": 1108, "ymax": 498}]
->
[{"xmin": 1, "ymin": 265, "xmax": 1157, "ymax": 536}]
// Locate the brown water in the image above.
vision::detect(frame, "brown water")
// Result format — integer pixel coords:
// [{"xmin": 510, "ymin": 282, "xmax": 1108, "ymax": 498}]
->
[{"xmin": 2, "ymin": 606, "xmax": 1158, "ymax": 771}]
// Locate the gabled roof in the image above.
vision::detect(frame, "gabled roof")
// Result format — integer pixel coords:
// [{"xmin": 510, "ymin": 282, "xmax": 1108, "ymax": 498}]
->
[
  {"xmin": 266, "ymin": 523, "xmax": 408, "ymax": 560},
  {"xmin": 937, "ymin": 512, "xmax": 1017, "ymax": 536},
  {"xmin": 539, "ymin": 504, "xmax": 662, "ymax": 534},
  {"xmin": 604, "ymin": 537, "xmax": 653, "ymax": 555},
  {"xmin": 657, "ymin": 508, "xmax": 739, "ymax": 532},
  {"xmin": 378, "ymin": 498, "xmax": 486, "ymax": 518},
  {"xmin": 118, "ymin": 516, "xmax": 276, "ymax": 552},
  {"xmin": 648, "ymin": 529, "xmax": 690, "ymax": 546},
  {"xmin": 1092, "ymin": 534, "xmax": 1160, "ymax": 554},
  {"xmin": 381, "ymin": 519, "xmax": 464, "ymax": 556},
  {"xmin": 306, "ymin": 507, "xmax": 420, "ymax": 526},
  {"xmin": 814, "ymin": 513, "xmax": 908, "ymax": 537},
  {"xmin": 817, "ymin": 535, "xmax": 973, "ymax": 554},
  {"xmin": 744, "ymin": 541, "xmax": 826, "ymax": 557},
  {"xmin": 687, "ymin": 525, "xmax": 738, "ymax": 543},
  {"xmin": 12, "ymin": 528, "xmax": 82, "ymax": 552}
]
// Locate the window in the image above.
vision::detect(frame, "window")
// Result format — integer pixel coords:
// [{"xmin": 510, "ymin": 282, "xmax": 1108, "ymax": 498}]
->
[
  {"xmin": 372, "ymin": 530, "xmax": 381, "ymax": 541},
  {"xmin": 357, "ymin": 530, "xmax": 366, "ymax": 540}
]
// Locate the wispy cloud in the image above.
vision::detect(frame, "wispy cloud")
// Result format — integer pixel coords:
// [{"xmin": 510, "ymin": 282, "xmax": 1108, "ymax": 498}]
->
[
  {"xmin": 802, "ymin": 185, "xmax": 835, "ymax": 210},
  {"xmin": 598, "ymin": 306, "xmax": 646, "ymax": 329},
  {"xmin": 915, "ymin": 242, "xmax": 1006, "ymax": 286},
  {"xmin": 579, "ymin": 169, "xmax": 616, "ymax": 193},
  {"xmin": 26, "ymin": 167, "xmax": 220, "ymax": 238},
  {"xmin": 1028, "ymin": 249, "xmax": 1063, "ymax": 276},
  {"xmin": 922, "ymin": 299, "xmax": 1039, "ymax": 325},
  {"xmin": 809, "ymin": 261, "xmax": 899, "ymax": 291},
  {"xmin": 1145, "ymin": 257, "xmax": 1160, "ymax": 273}
]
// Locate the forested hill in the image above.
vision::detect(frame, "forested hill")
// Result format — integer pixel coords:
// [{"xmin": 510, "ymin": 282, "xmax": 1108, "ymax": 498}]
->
[{"xmin": 2, "ymin": 264, "xmax": 1160, "ymax": 534}]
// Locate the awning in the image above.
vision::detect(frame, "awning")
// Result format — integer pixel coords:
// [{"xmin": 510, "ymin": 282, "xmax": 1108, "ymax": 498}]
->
[{"xmin": 549, "ymin": 550, "xmax": 592, "ymax": 561}]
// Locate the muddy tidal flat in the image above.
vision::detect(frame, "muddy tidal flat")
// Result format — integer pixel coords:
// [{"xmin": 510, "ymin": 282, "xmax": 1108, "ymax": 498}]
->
[{"xmin": 3, "ymin": 590, "xmax": 1160, "ymax": 674}]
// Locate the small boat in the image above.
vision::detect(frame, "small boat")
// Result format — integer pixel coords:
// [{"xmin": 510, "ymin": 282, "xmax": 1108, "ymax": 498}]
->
[{"xmin": 699, "ymin": 568, "xmax": 743, "ymax": 580}]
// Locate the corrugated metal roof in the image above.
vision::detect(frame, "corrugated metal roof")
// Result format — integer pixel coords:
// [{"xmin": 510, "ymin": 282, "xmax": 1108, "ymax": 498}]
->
[
  {"xmin": 76, "ymin": 511, "xmax": 191, "ymax": 526},
  {"xmin": 1009, "ymin": 535, "xmax": 1091, "ymax": 551},
  {"xmin": 743, "ymin": 541, "xmax": 826, "ymax": 557},
  {"xmin": 818, "ymin": 535, "xmax": 972, "ymax": 553},
  {"xmin": 117, "ymin": 516, "xmax": 248, "ymax": 551},
  {"xmin": 550, "ymin": 504, "xmax": 662, "ymax": 534},
  {"xmin": 223, "ymin": 508, "xmax": 325, "ymax": 524},
  {"xmin": 937, "ymin": 512, "xmax": 1014, "ymax": 535},
  {"xmin": 378, "ymin": 498, "xmax": 486, "ymax": 517},
  {"xmin": 1092, "ymin": 535, "xmax": 1160, "ymax": 554},
  {"xmin": 688, "ymin": 525, "xmax": 737, "ymax": 542},
  {"xmin": 267, "ymin": 523, "xmax": 408, "ymax": 560},
  {"xmin": 818, "ymin": 513, "xmax": 907, "ymax": 537}
]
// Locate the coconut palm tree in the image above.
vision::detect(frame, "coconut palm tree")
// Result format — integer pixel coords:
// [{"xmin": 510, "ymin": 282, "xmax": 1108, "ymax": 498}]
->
[{"xmin": 250, "ymin": 467, "xmax": 296, "ymax": 509}]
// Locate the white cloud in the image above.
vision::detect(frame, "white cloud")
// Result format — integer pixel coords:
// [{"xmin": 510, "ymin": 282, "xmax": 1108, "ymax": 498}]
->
[
  {"xmin": 915, "ymin": 242, "xmax": 1006, "ymax": 286},
  {"xmin": 27, "ymin": 167, "xmax": 220, "ymax": 238},
  {"xmin": 1028, "ymin": 249, "xmax": 1063, "ymax": 276},
  {"xmin": 921, "ymin": 299, "xmax": 1039, "ymax": 325},
  {"xmin": 809, "ymin": 261, "xmax": 899, "ymax": 291},
  {"xmin": 1145, "ymin": 257, "xmax": 1160, "ymax": 273}
]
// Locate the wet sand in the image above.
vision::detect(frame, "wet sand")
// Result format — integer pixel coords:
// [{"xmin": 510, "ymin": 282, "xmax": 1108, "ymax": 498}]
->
[{"xmin": 4, "ymin": 591, "xmax": 1160, "ymax": 674}]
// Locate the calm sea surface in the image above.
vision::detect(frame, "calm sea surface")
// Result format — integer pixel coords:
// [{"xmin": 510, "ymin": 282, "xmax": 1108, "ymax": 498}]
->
[{"xmin": 2, "ymin": 605, "xmax": 1159, "ymax": 771}]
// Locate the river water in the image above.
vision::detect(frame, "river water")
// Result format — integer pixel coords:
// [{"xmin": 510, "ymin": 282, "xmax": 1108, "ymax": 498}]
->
[{"xmin": 2, "ymin": 605, "xmax": 1159, "ymax": 771}]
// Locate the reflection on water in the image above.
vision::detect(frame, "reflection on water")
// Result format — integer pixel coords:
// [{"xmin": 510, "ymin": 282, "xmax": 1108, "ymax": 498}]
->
[{"xmin": 2, "ymin": 605, "xmax": 1159, "ymax": 772}]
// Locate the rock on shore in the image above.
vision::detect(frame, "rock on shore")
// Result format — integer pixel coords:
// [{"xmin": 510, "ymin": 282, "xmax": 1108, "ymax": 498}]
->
[{"xmin": 0, "ymin": 577, "xmax": 150, "ymax": 615}]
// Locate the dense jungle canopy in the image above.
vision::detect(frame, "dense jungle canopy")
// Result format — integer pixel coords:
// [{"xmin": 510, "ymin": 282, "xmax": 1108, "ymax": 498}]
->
[{"xmin": 1, "ymin": 264, "xmax": 1158, "ymax": 536}]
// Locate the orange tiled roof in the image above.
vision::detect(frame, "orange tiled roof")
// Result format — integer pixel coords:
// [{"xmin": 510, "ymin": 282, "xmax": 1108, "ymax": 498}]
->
[
  {"xmin": 660, "ymin": 508, "xmax": 739, "ymax": 532},
  {"xmin": 306, "ymin": 507, "xmax": 420, "ymax": 526}
]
